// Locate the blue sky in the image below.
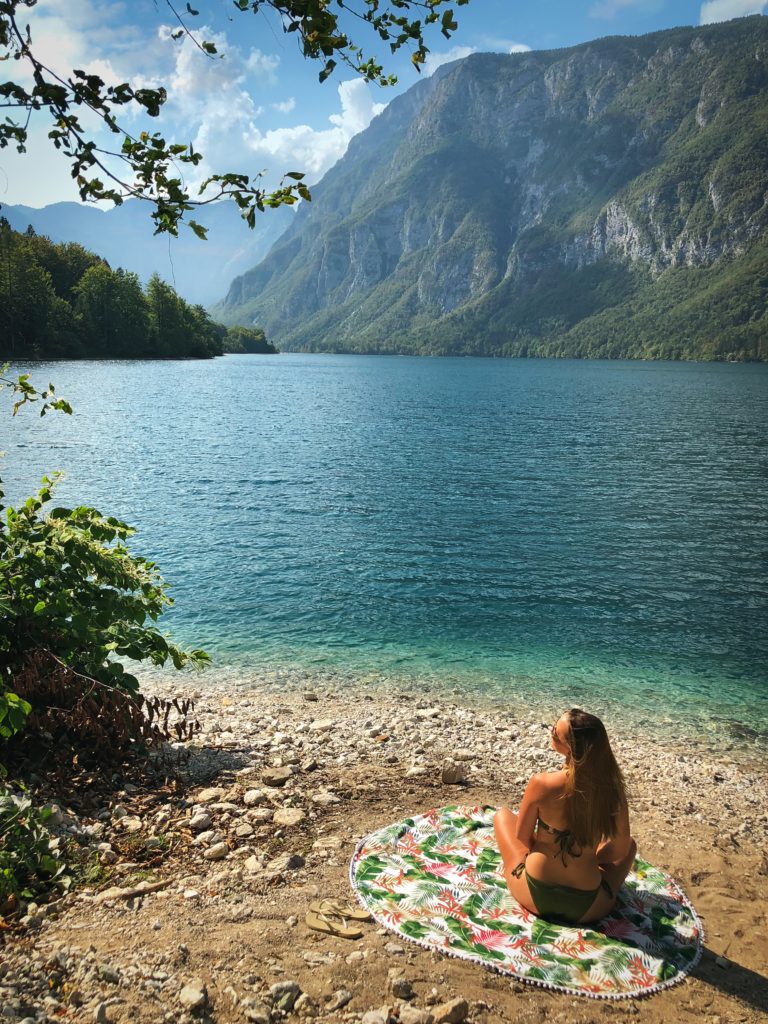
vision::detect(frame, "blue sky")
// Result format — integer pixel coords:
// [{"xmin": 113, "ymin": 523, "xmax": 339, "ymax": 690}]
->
[{"xmin": 0, "ymin": 0, "xmax": 765, "ymax": 208}]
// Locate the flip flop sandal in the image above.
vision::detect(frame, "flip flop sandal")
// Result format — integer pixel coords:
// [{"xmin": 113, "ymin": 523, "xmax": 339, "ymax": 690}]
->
[
  {"xmin": 305, "ymin": 909, "xmax": 363, "ymax": 939},
  {"xmin": 309, "ymin": 898, "xmax": 371, "ymax": 922}
]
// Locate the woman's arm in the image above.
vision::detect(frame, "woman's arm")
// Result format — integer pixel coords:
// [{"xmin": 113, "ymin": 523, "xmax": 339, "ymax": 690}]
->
[{"xmin": 515, "ymin": 774, "xmax": 544, "ymax": 851}]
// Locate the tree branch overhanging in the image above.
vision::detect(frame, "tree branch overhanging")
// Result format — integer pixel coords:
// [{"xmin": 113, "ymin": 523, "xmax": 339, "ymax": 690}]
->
[{"xmin": 0, "ymin": 0, "xmax": 468, "ymax": 236}]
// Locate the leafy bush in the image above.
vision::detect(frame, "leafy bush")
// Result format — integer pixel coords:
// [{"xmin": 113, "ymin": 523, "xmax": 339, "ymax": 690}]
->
[
  {"xmin": 0, "ymin": 370, "xmax": 207, "ymax": 765},
  {"xmin": 0, "ymin": 789, "xmax": 69, "ymax": 905}
]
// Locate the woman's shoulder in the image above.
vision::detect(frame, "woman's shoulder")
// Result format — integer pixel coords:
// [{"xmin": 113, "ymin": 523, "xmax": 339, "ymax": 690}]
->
[{"xmin": 528, "ymin": 769, "xmax": 568, "ymax": 793}]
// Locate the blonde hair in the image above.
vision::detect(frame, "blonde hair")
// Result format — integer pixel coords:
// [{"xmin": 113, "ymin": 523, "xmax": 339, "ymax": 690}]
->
[{"xmin": 562, "ymin": 708, "xmax": 626, "ymax": 848}]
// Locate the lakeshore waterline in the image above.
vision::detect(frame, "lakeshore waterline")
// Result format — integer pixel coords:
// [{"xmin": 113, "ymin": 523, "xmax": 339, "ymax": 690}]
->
[{"xmin": 5, "ymin": 355, "xmax": 767, "ymax": 753}]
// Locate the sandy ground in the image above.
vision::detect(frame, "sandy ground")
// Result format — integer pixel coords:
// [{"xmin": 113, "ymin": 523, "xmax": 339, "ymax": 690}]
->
[{"xmin": 1, "ymin": 678, "xmax": 767, "ymax": 1024}]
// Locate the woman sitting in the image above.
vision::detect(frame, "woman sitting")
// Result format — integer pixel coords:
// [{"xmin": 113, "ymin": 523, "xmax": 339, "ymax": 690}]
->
[{"xmin": 494, "ymin": 708, "xmax": 637, "ymax": 925}]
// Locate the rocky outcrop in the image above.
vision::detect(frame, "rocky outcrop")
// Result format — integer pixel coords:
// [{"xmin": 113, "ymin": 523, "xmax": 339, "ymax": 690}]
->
[{"xmin": 216, "ymin": 16, "xmax": 768, "ymax": 356}]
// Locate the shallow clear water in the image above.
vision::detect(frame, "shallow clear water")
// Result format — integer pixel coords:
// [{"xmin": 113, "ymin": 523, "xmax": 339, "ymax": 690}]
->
[{"xmin": 3, "ymin": 355, "xmax": 767, "ymax": 752}]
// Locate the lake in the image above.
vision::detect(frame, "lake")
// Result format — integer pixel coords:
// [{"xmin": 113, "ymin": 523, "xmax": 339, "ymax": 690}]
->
[{"xmin": 3, "ymin": 355, "xmax": 767, "ymax": 753}]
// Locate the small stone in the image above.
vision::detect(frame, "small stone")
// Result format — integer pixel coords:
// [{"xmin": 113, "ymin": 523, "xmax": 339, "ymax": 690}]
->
[
  {"xmin": 183, "ymin": 889, "xmax": 201, "ymax": 900},
  {"xmin": 431, "ymin": 998, "xmax": 469, "ymax": 1024},
  {"xmin": 178, "ymin": 980, "xmax": 208, "ymax": 1010},
  {"xmin": 327, "ymin": 988, "xmax": 353, "ymax": 1011},
  {"xmin": 234, "ymin": 822, "xmax": 255, "ymax": 837},
  {"xmin": 245, "ymin": 807, "xmax": 274, "ymax": 824},
  {"xmin": 303, "ymin": 692, "xmax": 319, "ymax": 701},
  {"xmin": 388, "ymin": 973, "xmax": 414, "ymax": 1000},
  {"xmin": 243, "ymin": 1002, "xmax": 271, "ymax": 1024},
  {"xmin": 111, "ymin": 805, "xmax": 128, "ymax": 820},
  {"xmin": 405, "ymin": 766, "xmax": 428, "ymax": 778},
  {"xmin": 243, "ymin": 789, "xmax": 268, "ymax": 807},
  {"xmin": 121, "ymin": 816, "xmax": 143, "ymax": 834},
  {"xmin": 93, "ymin": 1003, "xmax": 109, "ymax": 1024},
  {"xmin": 312, "ymin": 790, "xmax": 341, "ymax": 806},
  {"xmin": 399, "ymin": 1008, "xmax": 434, "ymax": 1024},
  {"xmin": 203, "ymin": 842, "xmax": 229, "ymax": 861},
  {"xmin": 273, "ymin": 807, "xmax": 306, "ymax": 828},
  {"xmin": 384, "ymin": 941, "xmax": 405, "ymax": 955},
  {"xmin": 308, "ymin": 718, "xmax": 335, "ymax": 733},
  {"xmin": 270, "ymin": 980, "xmax": 302, "ymax": 1012},
  {"xmin": 265, "ymin": 853, "xmax": 305, "ymax": 874},
  {"xmin": 294, "ymin": 993, "xmax": 319, "ymax": 1018},
  {"xmin": 244, "ymin": 856, "xmax": 264, "ymax": 874},
  {"xmin": 189, "ymin": 812, "xmax": 213, "ymax": 832},
  {"xmin": 286, "ymin": 915, "xmax": 298, "ymax": 927},
  {"xmin": 97, "ymin": 964, "xmax": 120, "ymax": 984},
  {"xmin": 301, "ymin": 758, "xmax": 319, "ymax": 772},
  {"xmin": 441, "ymin": 760, "xmax": 466, "ymax": 785},
  {"xmin": 361, "ymin": 1011, "xmax": 389, "ymax": 1024},
  {"xmin": 262, "ymin": 767, "xmax": 294, "ymax": 787},
  {"xmin": 196, "ymin": 787, "xmax": 225, "ymax": 804}
]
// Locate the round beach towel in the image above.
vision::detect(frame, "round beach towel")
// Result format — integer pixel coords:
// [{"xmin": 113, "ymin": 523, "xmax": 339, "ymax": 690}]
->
[{"xmin": 349, "ymin": 805, "xmax": 703, "ymax": 999}]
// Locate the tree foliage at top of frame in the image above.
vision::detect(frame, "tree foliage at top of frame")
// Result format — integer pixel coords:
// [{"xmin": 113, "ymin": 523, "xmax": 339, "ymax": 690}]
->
[{"xmin": 0, "ymin": 0, "xmax": 468, "ymax": 236}]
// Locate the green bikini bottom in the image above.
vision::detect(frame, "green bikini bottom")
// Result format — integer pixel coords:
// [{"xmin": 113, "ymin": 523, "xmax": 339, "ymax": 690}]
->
[{"xmin": 525, "ymin": 870, "xmax": 607, "ymax": 924}]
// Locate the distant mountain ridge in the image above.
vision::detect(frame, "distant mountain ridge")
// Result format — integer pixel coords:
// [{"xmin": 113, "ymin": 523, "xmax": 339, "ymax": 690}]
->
[
  {"xmin": 217, "ymin": 16, "xmax": 768, "ymax": 360},
  {"xmin": 1, "ymin": 199, "xmax": 292, "ymax": 307}
]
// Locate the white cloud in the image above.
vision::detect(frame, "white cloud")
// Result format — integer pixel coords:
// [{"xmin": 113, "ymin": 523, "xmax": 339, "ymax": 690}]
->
[
  {"xmin": 186, "ymin": 77, "xmax": 386, "ymax": 193},
  {"xmin": 272, "ymin": 98, "xmax": 296, "ymax": 114},
  {"xmin": 422, "ymin": 45, "xmax": 475, "ymax": 76},
  {"xmin": 590, "ymin": 0, "xmax": 662, "ymax": 17},
  {"xmin": 700, "ymin": 0, "xmax": 767, "ymax": 22},
  {"xmin": 509, "ymin": 42, "xmax": 532, "ymax": 53}
]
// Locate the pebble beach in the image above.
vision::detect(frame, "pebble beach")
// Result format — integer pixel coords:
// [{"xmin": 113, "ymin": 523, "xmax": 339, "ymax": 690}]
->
[{"xmin": 1, "ymin": 674, "xmax": 767, "ymax": 1024}]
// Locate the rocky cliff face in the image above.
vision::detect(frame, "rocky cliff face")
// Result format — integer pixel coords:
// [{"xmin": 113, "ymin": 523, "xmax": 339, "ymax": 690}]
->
[{"xmin": 217, "ymin": 17, "xmax": 768, "ymax": 359}]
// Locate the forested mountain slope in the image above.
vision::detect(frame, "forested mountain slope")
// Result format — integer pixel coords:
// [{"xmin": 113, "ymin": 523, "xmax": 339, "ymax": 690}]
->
[{"xmin": 217, "ymin": 16, "xmax": 768, "ymax": 360}]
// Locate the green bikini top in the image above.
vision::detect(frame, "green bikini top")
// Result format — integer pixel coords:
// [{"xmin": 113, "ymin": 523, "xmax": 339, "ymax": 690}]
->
[{"xmin": 536, "ymin": 816, "xmax": 581, "ymax": 865}]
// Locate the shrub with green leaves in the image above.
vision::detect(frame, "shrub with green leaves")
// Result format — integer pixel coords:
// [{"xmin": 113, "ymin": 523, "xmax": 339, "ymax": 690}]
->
[
  {"xmin": 0, "ymin": 789, "xmax": 69, "ymax": 904},
  {"xmin": 0, "ymin": 368, "xmax": 206, "ymax": 762}
]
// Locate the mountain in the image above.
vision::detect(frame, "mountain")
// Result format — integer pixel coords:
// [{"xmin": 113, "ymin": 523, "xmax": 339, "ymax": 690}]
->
[
  {"xmin": 216, "ymin": 16, "xmax": 768, "ymax": 361},
  {"xmin": 1, "ymin": 199, "xmax": 293, "ymax": 308}
]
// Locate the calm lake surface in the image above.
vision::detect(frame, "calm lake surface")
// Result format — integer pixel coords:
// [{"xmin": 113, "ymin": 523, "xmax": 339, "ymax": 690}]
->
[{"xmin": 4, "ymin": 356, "xmax": 767, "ymax": 752}]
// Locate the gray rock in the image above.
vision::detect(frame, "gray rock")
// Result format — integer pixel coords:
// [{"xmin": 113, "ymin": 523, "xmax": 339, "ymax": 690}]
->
[
  {"xmin": 203, "ymin": 842, "xmax": 229, "ymax": 861},
  {"xmin": 311, "ymin": 790, "xmax": 340, "ymax": 806},
  {"xmin": 308, "ymin": 718, "xmax": 335, "ymax": 732},
  {"xmin": 189, "ymin": 812, "xmax": 213, "ymax": 832},
  {"xmin": 262, "ymin": 767, "xmax": 294, "ymax": 787},
  {"xmin": 361, "ymin": 1009, "xmax": 392, "ymax": 1024},
  {"xmin": 387, "ymin": 973, "xmax": 414, "ymax": 1000},
  {"xmin": 234, "ymin": 822, "xmax": 255, "ymax": 837},
  {"xmin": 265, "ymin": 853, "xmax": 305, "ymax": 874},
  {"xmin": 384, "ymin": 941, "xmax": 405, "ymax": 955},
  {"xmin": 269, "ymin": 979, "xmax": 301, "ymax": 1012},
  {"xmin": 243, "ymin": 1003, "xmax": 271, "ymax": 1024},
  {"xmin": 196, "ymin": 787, "xmax": 225, "ymax": 804},
  {"xmin": 399, "ymin": 1008, "xmax": 434, "ymax": 1024},
  {"xmin": 431, "ymin": 998, "xmax": 469, "ymax": 1024},
  {"xmin": 243, "ymin": 789, "xmax": 268, "ymax": 807},
  {"xmin": 301, "ymin": 758, "xmax": 319, "ymax": 772},
  {"xmin": 93, "ymin": 1003, "xmax": 109, "ymax": 1024},
  {"xmin": 245, "ymin": 807, "xmax": 274, "ymax": 824},
  {"xmin": 327, "ymin": 988, "xmax": 353, "ymax": 1011},
  {"xmin": 273, "ymin": 807, "xmax": 306, "ymax": 828},
  {"xmin": 441, "ymin": 760, "xmax": 466, "ymax": 785},
  {"xmin": 178, "ymin": 979, "xmax": 208, "ymax": 1010},
  {"xmin": 303, "ymin": 692, "xmax": 319, "ymax": 702},
  {"xmin": 294, "ymin": 993, "xmax": 319, "ymax": 1018}
]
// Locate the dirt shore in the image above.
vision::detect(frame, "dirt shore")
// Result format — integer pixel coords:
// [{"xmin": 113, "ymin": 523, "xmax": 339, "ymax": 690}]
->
[{"xmin": 1, "ymin": 678, "xmax": 766, "ymax": 1024}]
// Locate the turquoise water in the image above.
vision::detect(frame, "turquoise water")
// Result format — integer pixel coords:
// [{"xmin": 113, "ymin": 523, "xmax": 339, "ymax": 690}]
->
[{"xmin": 3, "ymin": 356, "xmax": 767, "ymax": 750}]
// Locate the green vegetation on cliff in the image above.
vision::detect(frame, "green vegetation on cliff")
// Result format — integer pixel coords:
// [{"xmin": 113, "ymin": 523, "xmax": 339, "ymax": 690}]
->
[{"xmin": 218, "ymin": 17, "xmax": 768, "ymax": 362}]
